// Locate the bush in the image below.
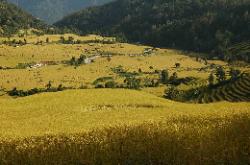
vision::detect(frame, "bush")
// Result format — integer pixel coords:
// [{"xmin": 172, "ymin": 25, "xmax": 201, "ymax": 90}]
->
[
  {"xmin": 59, "ymin": 36, "xmax": 66, "ymax": 43},
  {"xmin": 93, "ymin": 77, "xmax": 114, "ymax": 86},
  {"xmin": 161, "ymin": 69, "xmax": 169, "ymax": 84},
  {"xmin": 169, "ymin": 72, "xmax": 181, "ymax": 86},
  {"xmin": 15, "ymin": 62, "xmax": 36, "ymax": 69},
  {"xmin": 79, "ymin": 84, "xmax": 88, "ymax": 89},
  {"xmin": 215, "ymin": 66, "xmax": 226, "ymax": 83},
  {"xmin": 164, "ymin": 86, "xmax": 180, "ymax": 100},
  {"xmin": 95, "ymin": 84, "xmax": 105, "ymax": 88},
  {"xmin": 229, "ymin": 68, "xmax": 241, "ymax": 80},
  {"xmin": 8, "ymin": 87, "xmax": 42, "ymax": 97},
  {"xmin": 68, "ymin": 55, "xmax": 87, "ymax": 66},
  {"xmin": 57, "ymin": 84, "xmax": 64, "ymax": 91},
  {"xmin": 125, "ymin": 77, "xmax": 141, "ymax": 89},
  {"xmin": 175, "ymin": 63, "xmax": 181, "ymax": 68},
  {"xmin": 7, "ymin": 84, "xmax": 73, "ymax": 97},
  {"xmin": 105, "ymin": 81, "xmax": 116, "ymax": 88}
]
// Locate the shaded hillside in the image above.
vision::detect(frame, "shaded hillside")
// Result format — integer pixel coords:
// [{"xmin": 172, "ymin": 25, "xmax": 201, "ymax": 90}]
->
[
  {"xmin": 55, "ymin": 0, "xmax": 250, "ymax": 61},
  {"xmin": 197, "ymin": 73, "xmax": 250, "ymax": 103},
  {"xmin": 7, "ymin": 0, "xmax": 114, "ymax": 24},
  {"xmin": 0, "ymin": 0, "xmax": 47, "ymax": 36}
]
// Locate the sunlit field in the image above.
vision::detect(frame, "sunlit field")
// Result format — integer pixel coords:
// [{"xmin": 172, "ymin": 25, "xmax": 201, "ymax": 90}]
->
[
  {"xmin": 0, "ymin": 89, "xmax": 250, "ymax": 164},
  {"xmin": 0, "ymin": 34, "xmax": 249, "ymax": 164},
  {"xmin": 0, "ymin": 34, "xmax": 233, "ymax": 92}
]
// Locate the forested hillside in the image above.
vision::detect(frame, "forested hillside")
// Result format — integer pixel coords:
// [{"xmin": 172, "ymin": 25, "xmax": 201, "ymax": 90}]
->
[
  {"xmin": 0, "ymin": 0, "xmax": 47, "ymax": 36},
  {"xmin": 55, "ymin": 0, "xmax": 250, "ymax": 61},
  {"xmin": 7, "ymin": 0, "xmax": 114, "ymax": 24}
]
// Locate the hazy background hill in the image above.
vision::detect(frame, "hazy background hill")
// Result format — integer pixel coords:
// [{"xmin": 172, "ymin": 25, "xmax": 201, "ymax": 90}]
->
[
  {"xmin": 0, "ymin": 0, "xmax": 47, "ymax": 36},
  {"xmin": 7, "ymin": 0, "xmax": 113, "ymax": 24},
  {"xmin": 55, "ymin": 0, "xmax": 250, "ymax": 61}
]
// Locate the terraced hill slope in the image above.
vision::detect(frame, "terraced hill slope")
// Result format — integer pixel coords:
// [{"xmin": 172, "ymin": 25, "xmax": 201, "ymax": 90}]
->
[
  {"xmin": 228, "ymin": 42, "xmax": 250, "ymax": 62},
  {"xmin": 197, "ymin": 73, "xmax": 250, "ymax": 103}
]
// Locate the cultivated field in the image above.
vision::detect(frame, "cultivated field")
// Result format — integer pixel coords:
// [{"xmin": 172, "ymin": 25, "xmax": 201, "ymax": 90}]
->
[
  {"xmin": 0, "ymin": 34, "xmax": 249, "ymax": 164},
  {"xmin": 0, "ymin": 34, "xmax": 231, "ymax": 91},
  {"xmin": 0, "ymin": 89, "xmax": 250, "ymax": 164}
]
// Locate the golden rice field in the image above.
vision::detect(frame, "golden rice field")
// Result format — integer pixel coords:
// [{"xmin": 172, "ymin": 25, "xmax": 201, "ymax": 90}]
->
[
  {"xmin": 0, "ymin": 34, "xmax": 249, "ymax": 164},
  {"xmin": 0, "ymin": 34, "xmax": 231, "ymax": 92},
  {"xmin": 0, "ymin": 89, "xmax": 250, "ymax": 164},
  {"xmin": 1, "ymin": 89, "xmax": 249, "ymax": 139}
]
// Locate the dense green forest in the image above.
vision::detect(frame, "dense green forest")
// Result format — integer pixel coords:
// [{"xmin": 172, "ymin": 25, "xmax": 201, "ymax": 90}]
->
[
  {"xmin": 55, "ymin": 0, "xmax": 250, "ymax": 61},
  {"xmin": 0, "ymin": 0, "xmax": 47, "ymax": 36},
  {"xmin": 7, "ymin": 0, "xmax": 114, "ymax": 24}
]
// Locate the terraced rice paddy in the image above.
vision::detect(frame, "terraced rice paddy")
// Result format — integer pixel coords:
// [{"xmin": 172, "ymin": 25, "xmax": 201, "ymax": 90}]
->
[
  {"xmin": 228, "ymin": 42, "xmax": 250, "ymax": 62},
  {"xmin": 229, "ymin": 42, "xmax": 250, "ymax": 56},
  {"xmin": 198, "ymin": 72, "xmax": 250, "ymax": 103}
]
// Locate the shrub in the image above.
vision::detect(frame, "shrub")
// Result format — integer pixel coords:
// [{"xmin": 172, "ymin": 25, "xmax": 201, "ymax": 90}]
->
[
  {"xmin": 161, "ymin": 69, "xmax": 169, "ymax": 84},
  {"xmin": 68, "ymin": 36, "xmax": 74, "ymax": 44},
  {"xmin": 45, "ymin": 81, "xmax": 52, "ymax": 91},
  {"xmin": 15, "ymin": 62, "xmax": 36, "ymax": 69},
  {"xmin": 208, "ymin": 73, "xmax": 215, "ymax": 86},
  {"xmin": 69, "ymin": 57, "xmax": 76, "ymax": 65},
  {"xmin": 68, "ymin": 55, "xmax": 87, "ymax": 66},
  {"xmin": 125, "ymin": 77, "xmax": 141, "ymax": 89},
  {"xmin": 105, "ymin": 81, "xmax": 116, "ymax": 88},
  {"xmin": 229, "ymin": 68, "xmax": 241, "ymax": 80},
  {"xmin": 107, "ymin": 56, "xmax": 112, "ymax": 62},
  {"xmin": 79, "ymin": 84, "xmax": 88, "ymax": 89},
  {"xmin": 169, "ymin": 72, "xmax": 180, "ymax": 86},
  {"xmin": 175, "ymin": 63, "xmax": 181, "ymax": 68},
  {"xmin": 215, "ymin": 66, "xmax": 226, "ymax": 83},
  {"xmin": 8, "ymin": 87, "xmax": 18, "ymax": 96},
  {"xmin": 95, "ymin": 84, "xmax": 105, "ymax": 88},
  {"xmin": 164, "ymin": 86, "xmax": 180, "ymax": 100},
  {"xmin": 27, "ymin": 88, "xmax": 40, "ymax": 95},
  {"xmin": 60, "ymin": 36, "xmax": 65, "ymax": 43},
  {"xmin": 93, "ymin": 77, "xmax": 114, "ymax": 86},
  {"xmin": 57, "ymin": 84, "xmax": 64, "ymax": 91},
  {"xmin": 77, "ymin": 54, "xmax": 87, "ymax": 65}
]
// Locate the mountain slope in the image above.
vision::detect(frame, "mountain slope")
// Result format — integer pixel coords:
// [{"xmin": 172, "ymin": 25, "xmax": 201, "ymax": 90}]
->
[
  {"xmin": 7, "ymin": 0, "xmax": 114, "ymax": 24},
  {"xmin": 0, "ymin": 0, "xmax": 46, "ymax": 36},
  {"xmin": 55, "ymin": 0, "xmax": 250, "ymax": 59}
]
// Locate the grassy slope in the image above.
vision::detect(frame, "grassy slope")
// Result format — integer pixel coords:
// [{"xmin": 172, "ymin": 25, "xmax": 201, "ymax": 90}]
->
[{"xmin": 0, "ymin": 89, "xmax": 249, "ymax": 139}]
